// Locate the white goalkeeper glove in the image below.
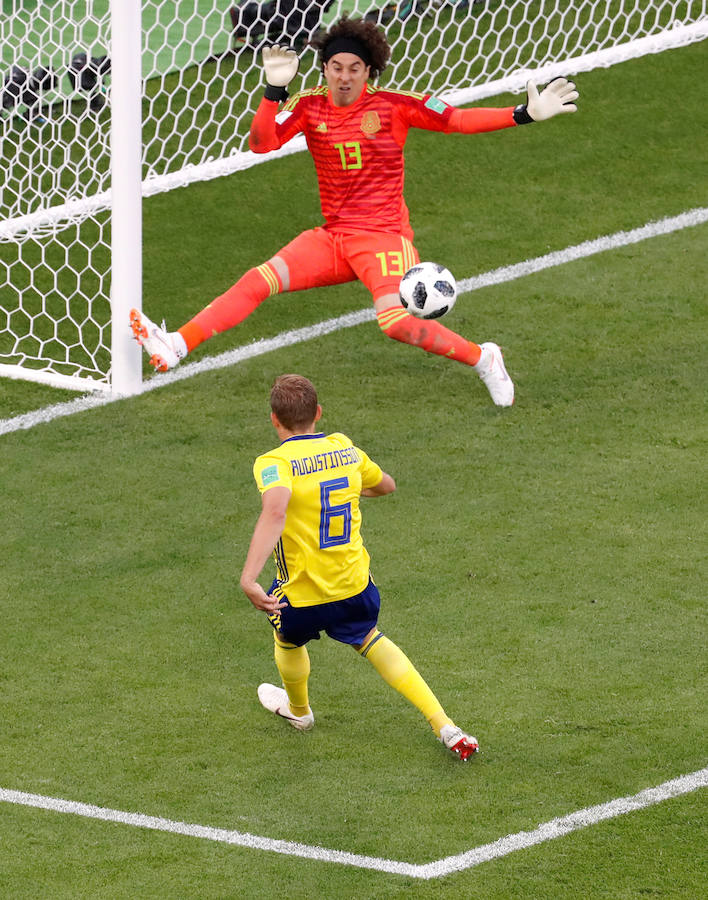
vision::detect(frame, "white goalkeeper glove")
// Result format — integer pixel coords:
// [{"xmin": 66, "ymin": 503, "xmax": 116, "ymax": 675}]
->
[
  {"xmin": 513, "ymin": 77, "xmax": 579, "ymax": 124},
  {"xmin": 262, "ymin": 45, "xmax": 299, "ymax": 102}
]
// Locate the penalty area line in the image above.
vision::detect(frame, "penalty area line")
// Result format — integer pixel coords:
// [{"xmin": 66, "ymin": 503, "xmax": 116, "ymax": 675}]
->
[
  {"xmin": 1, "ymin": 205, "xmax": 706, "ymax": 438},
  {"xmin": 1, "ymin": 768, "xmax": 706, "ymax": 879}
]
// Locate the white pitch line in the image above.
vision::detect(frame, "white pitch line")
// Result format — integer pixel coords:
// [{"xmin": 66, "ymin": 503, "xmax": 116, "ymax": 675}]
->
[
  {"xmin": 1, "ymin": 767, "xmax": 706, "ymax": 879},
  {"xmin": 0, "ymin": 310, "xmax": 373, "ymax": 437},
  {"xmin": 457, "ymin": 206, "xmax": 708, "ymax": 293},
  {"xmin": 1, "ymin": 206, "xmax": 707, "ymax": 438},
  {"xmin": 414, "ymin": 766, "xmax": 708, "ymax": 879}
]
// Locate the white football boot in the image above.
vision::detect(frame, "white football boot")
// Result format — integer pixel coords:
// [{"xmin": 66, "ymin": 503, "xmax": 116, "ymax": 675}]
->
[
  {"xmin": 474, "ymin": 341, "xmax": 514, "ymax": 407},
  {"xmin": 257, "ymin": 683, "xmax": 314, "ymax": 732},
  {"xmin": 129, "ymin": 308, "xmax": 187, "ymax": 372},
  {"xmin": 440, "ymin": 724, "xmax": 480, "ymax": 761}
]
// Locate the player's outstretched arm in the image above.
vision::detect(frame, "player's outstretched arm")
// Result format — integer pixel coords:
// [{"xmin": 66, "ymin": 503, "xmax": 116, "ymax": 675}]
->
[
  {"xmin": 513, "ymin": 77, "xmax": 579, "ymax": 124},
  {"xmin": 249, "ymin": 45, "xmax": 301, "ymax": 153},
  {"xmin": 262, "ymin": 45, "xmax": 299, "ymax": 102}
]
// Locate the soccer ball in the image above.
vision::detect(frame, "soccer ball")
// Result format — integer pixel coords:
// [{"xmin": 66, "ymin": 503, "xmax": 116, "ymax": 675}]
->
[{"xmin": 399, "ymin": 262, "xmax": 457, "ymax": 319}]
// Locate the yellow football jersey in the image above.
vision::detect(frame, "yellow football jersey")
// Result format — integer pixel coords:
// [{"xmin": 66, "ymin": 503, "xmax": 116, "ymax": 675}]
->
[{"xmin": 253, "ymin": 432, "xmax": 384, "ymax": 606}]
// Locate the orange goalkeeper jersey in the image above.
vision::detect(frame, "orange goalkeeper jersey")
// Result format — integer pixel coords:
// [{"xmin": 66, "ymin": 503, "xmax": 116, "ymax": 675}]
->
[{"xmin": 249, "ymin": 84, "xmax": 516, "ymax": 239}]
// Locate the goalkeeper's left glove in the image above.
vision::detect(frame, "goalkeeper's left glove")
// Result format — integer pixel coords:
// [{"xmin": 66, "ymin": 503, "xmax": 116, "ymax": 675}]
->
[
  {"xmin": 513, "ymin": 77, "xmax": 579, "ymax": 124},
  {"xmin": 262, "ymin": 45, "xmax": 299, "ymax": 102}
]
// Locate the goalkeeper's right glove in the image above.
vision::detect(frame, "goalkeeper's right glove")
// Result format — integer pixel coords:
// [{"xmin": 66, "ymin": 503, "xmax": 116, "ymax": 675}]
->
[{"xmin": 262, "ymin": 45, "xmax": 299, "ymax": 102}]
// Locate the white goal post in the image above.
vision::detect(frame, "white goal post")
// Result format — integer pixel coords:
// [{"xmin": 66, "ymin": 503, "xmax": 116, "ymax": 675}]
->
[{"xmin": 1, "ymin": 0, "xmax": 706, "ymax": 394}]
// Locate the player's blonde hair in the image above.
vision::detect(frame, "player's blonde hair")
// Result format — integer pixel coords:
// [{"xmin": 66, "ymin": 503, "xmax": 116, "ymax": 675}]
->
[{"xmin": 270, "ymin": 374, "xmax": 319, "ymax": 430}]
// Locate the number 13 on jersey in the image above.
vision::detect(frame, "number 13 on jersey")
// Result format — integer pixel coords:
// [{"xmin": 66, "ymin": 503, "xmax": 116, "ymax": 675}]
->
[{"xmin": 333, "ymin": 141, "xmax": 362, "ymax": 170}]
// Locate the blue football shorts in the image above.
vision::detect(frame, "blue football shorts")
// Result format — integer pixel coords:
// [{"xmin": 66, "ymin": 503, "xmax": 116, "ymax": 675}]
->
[{"xmin": 266, "ymin": 577, "xmax": 381, "ymax": 647}]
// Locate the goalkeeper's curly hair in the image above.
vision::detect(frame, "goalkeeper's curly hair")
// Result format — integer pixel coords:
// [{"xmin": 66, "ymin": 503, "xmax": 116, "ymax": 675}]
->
[{"xmin": 310, "ymin": 16, "xmax": 391, "ymax": 80}]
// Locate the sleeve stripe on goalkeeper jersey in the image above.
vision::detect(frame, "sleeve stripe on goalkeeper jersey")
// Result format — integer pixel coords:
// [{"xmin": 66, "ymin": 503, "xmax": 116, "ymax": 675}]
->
[
  {"xmin": 369, "ymin": 84, "xmax": 427, "ymax": 101},
  {"xmin": 282, "ymin": 85, "xmax": 328, "ymax": 113}
]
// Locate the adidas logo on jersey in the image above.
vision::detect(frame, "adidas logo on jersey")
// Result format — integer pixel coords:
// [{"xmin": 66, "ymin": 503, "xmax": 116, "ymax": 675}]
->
[{"xmin": 315, "ymin": 122, "xmax": 327, "ymax": 133}]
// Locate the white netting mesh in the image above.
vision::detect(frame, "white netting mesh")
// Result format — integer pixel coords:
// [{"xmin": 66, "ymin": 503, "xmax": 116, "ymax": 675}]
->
[
  {"xmin": 1, "ymin": 1, "xmax": 707, "ymax": 390},
  {"xmin": 1, "ymin": 3, "xmax": 112, "ymax": 388}
]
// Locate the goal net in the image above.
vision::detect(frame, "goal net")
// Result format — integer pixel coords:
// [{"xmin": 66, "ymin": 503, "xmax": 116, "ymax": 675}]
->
[{"xmin": 1, "ymin": 0, "xmax": 706, "ymax": 393}]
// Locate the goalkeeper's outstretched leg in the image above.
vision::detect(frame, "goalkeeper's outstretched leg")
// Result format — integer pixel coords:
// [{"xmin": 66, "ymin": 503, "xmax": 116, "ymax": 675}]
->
[
  {"xmin": 129, "ymin": 261, "xmax": 283, "ymax": 371},
  {"xmin": 375, "ymin": 299, "xmax": 515, "ymax": 406}
]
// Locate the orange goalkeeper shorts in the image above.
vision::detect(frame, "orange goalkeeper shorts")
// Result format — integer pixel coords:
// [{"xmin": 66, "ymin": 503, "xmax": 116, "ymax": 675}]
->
[{"xmin": 275, "ymin": 227, "xmax": 419, "ymax": 301}]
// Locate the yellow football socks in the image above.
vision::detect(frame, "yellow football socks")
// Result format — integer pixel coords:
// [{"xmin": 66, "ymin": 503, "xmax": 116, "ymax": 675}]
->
[
  {"xmin": 359, "ymin": 631, "xmax": 454, "ymax": 737},
  {"xmin": 273, "ymin": 636, "xmax": 311, "ymax": 718}
]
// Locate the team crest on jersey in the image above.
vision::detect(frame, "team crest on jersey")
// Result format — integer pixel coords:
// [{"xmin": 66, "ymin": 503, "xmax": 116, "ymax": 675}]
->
[{"xmin": 360, "ymin": 111, "xmax": 381, "ymax": 135}]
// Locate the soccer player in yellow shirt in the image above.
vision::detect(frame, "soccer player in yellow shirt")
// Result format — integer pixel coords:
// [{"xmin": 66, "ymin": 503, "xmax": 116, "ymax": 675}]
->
[
  {"xmin": 131, "ymin": 16, "xmax": 579, "ymax": 407},
  {"xmin": 240, "ymin": 373, "xmax": 479, "ymax": 760}
]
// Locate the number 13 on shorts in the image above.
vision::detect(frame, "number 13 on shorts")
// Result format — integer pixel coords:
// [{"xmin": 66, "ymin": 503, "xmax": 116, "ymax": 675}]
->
[{"xmin": 376, "ymin": 251, "xmax": 406, "ymax": 277}]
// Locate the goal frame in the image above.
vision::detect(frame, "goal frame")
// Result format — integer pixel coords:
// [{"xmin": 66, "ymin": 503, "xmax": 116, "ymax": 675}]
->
[{"xmin": 110, "ymin": 0, "xmax": 143, "ymax": 397}]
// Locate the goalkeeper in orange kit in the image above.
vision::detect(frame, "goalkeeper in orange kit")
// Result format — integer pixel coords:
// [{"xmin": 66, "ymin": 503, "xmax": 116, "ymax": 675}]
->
[{"xmin": 131, "ymin": 16, "xmax": 579, "ymax": 406}]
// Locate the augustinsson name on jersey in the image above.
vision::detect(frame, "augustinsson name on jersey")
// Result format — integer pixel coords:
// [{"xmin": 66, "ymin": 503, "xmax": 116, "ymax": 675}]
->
[{"xmin": 291, "ymin": 446, "xmax": 362, "ymax": 477}]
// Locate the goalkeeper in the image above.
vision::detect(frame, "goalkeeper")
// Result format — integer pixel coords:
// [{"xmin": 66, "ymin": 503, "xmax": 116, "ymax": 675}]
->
[{"xmin": 131, "ymin": 16, "xmax": 579, "ymax": 406}]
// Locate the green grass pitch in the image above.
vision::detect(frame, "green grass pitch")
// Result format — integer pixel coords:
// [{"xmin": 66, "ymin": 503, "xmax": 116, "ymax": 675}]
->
[{"xmin": 0, "ymin": 40, "xmax": 707, "ymax": 898}]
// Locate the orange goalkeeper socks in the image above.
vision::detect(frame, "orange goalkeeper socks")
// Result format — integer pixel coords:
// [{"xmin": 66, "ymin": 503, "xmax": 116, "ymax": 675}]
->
[
  {"xmin": 376, "ymin": 306, "xmax": 481, "ymax": 365},
  {"xmin": 177, "ymin": 263, "xmax": 282, "ymax": 352}
]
